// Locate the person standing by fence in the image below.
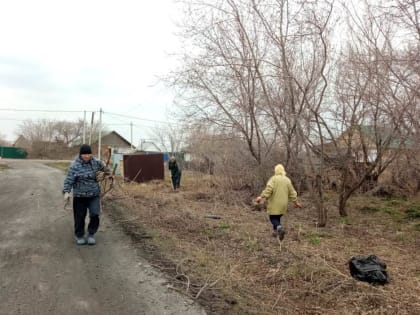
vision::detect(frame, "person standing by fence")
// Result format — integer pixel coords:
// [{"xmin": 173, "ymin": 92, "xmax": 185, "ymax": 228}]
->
[{"xmin": 168, "ymin": 155, "xmax": 182, "ymax": 191}]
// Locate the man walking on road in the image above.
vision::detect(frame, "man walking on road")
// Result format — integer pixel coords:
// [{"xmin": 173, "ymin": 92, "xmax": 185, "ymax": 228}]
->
[{"xmin": 63, "ymin": 144, "xmax": 109, "ymax": 245}]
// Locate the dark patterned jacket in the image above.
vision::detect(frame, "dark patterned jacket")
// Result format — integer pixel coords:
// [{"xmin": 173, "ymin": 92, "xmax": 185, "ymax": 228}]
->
[
  {"xmin": 63, "ymin": 156, "xmax": 105, "ymax": 197},
  {"xmin": 168, "ymin": 160, "xmax": 181, "ymax": 177}
]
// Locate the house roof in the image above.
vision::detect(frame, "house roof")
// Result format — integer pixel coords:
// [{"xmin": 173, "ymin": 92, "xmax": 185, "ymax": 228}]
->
[
  {"xmin": 312, "ymin": 124, "xmax": 416, "ymax": 160},
  {"xmin": 13, "ymin": 135, "xmax": 26, "ymax": 145},
  {"xmin": 351, "ymin": 125, "xmax": 414, "ymax": 149},
  {"xmin": 94, "ymin": 130, "xmax": 134, "ymax": 148},
  {"xmin": 139, "ymin": 141, "xmax": 161, "ymax": 152}
]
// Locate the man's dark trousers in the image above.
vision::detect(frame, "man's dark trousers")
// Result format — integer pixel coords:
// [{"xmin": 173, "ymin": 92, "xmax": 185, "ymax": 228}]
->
[{"xmin": 73, "ymin": 195, "xmax": 100, "ymax": 238}]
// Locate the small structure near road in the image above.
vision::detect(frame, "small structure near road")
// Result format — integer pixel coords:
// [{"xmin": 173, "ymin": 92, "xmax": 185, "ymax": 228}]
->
[
  {"xmin": 0, "ymin": 146, "xmax": 27, "ymax": 159},
  {"xmin": 123, "ymin": 153, "xmax": 164, "ymax": 183}
]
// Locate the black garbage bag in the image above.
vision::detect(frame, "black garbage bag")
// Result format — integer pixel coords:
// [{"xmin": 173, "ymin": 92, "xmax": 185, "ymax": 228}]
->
[{"xmin": 348, "ymin": 255, "xmax": 389, "ymax": 285}]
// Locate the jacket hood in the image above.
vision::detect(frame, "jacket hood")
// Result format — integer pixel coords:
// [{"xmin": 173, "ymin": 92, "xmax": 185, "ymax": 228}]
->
[{"xmin": 274, "ymin": 164, "xmax": 286, "ymax": 176}]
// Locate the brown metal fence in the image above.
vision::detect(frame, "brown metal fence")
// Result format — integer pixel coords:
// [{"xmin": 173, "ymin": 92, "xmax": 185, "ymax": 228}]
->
[{"xmin": 123, "ymin": 153, "xmax": 164, "ymax": 182}]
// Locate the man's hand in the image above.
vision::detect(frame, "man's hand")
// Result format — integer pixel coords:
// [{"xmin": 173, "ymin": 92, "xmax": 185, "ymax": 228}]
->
[
  {"xmin": 255, "ymin": 196, "xmax": 263, "ymax": 203},
  {"xmin": 294, "ymin": 201, "xmax": 302, "ymax": 208},
  {"xmin": 96, "ymin": 171, "xmax": 106, "ymax": 181},
  {"xmin": 63, "ymin": 192, "xmax": 71, "ymax": 210}
]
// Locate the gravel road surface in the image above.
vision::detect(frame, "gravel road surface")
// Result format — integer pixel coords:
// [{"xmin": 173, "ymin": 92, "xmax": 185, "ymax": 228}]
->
[{"xmin": 0, "ymin": 159, "xmax": 205, "ymax": 315}]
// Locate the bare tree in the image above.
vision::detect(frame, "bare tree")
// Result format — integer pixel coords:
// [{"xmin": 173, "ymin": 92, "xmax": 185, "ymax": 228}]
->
[
  {"xmin": 169, "ymin": 0, "xmax": 336, "ymax": 225},
  {"xmin": 149, "ymin": 123, "xmax": 186, "ymax": 154},
  {"xmin": 54, "ymin": 119, "xmax": 85, "ymax": 145},
  {"xmin": 17, "ymin": 119, "xmax": 56, "ymax": 143},
  {"xmin": 377, "ymin": 0, "xmax": 420, "ymax": 193},
  {"xmin": 170, "ymin": 0, "xmax": 275, "ymax": 166},
  {"xmin": 318, "ymin": 0, "xmax": 417, "ymax": 216},
  {"xmin": 169, "ymin": 0, "xmax": 419, "ymax": 223},
  {"xmin": 0, "ymin": 133, "xmax": 10, "ymax": 146},
  {"xmin": 251, "ymin": 0, "xmax": 335, "ymax": 226},
  {"xmin": 386, "ymin": 0, "xmax": 420, "ymax": 41},
  {"xmin": 17, "ymin": 118, "xmax": 106, "ymax": 146}
]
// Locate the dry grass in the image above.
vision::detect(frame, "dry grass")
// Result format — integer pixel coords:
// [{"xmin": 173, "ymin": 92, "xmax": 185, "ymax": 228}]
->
[
  {"xmin": 105, "ymin": 171, "xmax": 420, "ymax": 314},
  {"xmin": 44, "ymin": 161, "xmax": 70, "ymax": 172},
  {"xmin": 0, "ymin": 163, "xmax": 10, "ymax": 171}
]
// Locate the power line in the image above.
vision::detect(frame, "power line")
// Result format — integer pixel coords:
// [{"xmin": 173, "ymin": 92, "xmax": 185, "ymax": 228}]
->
[
  {"xmin": 103, "ymin": 111, "xmax": 177, "ymax": 125},
  {"xmin": 0, "ymin": 118, "xmax": 25, "ymax": 121},
  {"xmin": 0, "ymin": 108, "xmax": 90, "ymax": 113},
  {"xmin": 106, "ymin": 122, "xmax": 155, "ymax": 128},
  {"xmin": 0, "ymin": 108, "xmax": 176, "ymax": 125},
  {"xmin": 0, "ymin": 108, "xmax": 180, "ymax": 137}
]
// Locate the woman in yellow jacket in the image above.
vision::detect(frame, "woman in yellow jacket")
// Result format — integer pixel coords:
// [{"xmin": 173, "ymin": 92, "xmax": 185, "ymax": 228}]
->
[{"xmin": 256, "ymin": 164, "xmax": 301, "ymax": 239}]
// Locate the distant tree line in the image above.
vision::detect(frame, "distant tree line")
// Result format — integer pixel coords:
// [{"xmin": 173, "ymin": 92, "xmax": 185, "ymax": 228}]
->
[
  {"xmin": 16, "ymin": 118, "xmax": 104, "ymax": 145},
  {"xmin": 14, "ymin": 118, "xmax": 105, "ymax": 159},
  {"xmin": 0, "ymin": 132, "xmax": 9, "ymax": 146}
]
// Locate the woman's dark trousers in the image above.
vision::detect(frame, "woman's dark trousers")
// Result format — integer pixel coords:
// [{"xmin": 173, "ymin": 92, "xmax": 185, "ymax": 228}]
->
[
  {"xmin": 269, "ymin": 215, "xmax": 283, "ymax": 230},
  {"xmin": 171, "ymin": 172, "xmax": 181, "ymax": 189}
]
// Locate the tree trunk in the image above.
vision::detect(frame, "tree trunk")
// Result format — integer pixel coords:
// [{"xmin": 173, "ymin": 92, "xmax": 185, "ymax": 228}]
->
[
  {"xmin": 338, "ymin": 192, "xmax": 349, "ymax": 217},
  {"xmin": 315, "ymin": 174, "xmax": 327, "ymax": 227}
]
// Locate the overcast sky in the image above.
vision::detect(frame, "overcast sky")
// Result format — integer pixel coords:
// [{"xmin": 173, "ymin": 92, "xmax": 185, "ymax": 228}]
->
[{"xmin": 0, "ymin": 0, "xmax": 181, "ymax": 145}]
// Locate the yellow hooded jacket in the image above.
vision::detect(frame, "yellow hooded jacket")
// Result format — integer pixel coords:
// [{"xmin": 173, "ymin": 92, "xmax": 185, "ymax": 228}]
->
[{"xmin": 260, "ymin": 164, "xmax": 298, "ymax": 215}]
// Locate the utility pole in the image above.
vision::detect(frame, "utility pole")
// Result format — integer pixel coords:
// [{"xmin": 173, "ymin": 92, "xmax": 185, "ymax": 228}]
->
[
  {"xmin": 82, "ymin": 110, "xmax": 86, "ymax": 144},
  {"xmin": 130, "ymin": 121, "xmax": 133, "ymax": 150},
  {"xmin": 98, "ymin": 108, "xmax": 102, "ymax": 160},
  {"xmin": 89, "ymin": 111, "xmax": 95, "ymax": 145}
]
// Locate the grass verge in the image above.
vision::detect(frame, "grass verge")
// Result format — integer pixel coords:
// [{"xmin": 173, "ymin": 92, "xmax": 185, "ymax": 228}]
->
[
  {"xmin": 102, "ymin": 172, "xmax": 420, "ymax": 314},
  {"xmin": 0, "ymin": 163, "xmax": 10, "ymax": 171}
]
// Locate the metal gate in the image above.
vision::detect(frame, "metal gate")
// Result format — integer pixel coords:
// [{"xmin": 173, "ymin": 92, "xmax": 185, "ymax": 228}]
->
[
  {"xmin": 123, "ymin": 153, "xmax": 164, "ymax": 182},
  {"xmin": 0, "ymin": 147, "xmax": 28, "ymax": 159}
]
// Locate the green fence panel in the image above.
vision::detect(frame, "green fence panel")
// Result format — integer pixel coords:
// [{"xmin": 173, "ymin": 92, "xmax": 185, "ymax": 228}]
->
[{"xmin": 0, "ymin": 146, "xmax": 28, "ymax": 159}]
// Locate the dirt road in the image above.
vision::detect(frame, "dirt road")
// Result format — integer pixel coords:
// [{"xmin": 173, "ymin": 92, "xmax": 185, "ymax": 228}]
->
[{"xmin": 0, "ymin": 159, "xmax": 205, "ymax": 315}]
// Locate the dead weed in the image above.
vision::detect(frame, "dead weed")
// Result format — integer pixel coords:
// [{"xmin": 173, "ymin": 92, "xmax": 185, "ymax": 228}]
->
[
  {"xmin": 105, "ymin": 172, "xmax": 420, "ymax": 315},
  {"xmin": 0, "ymin": 163, "xmax": 10, "ymax": 171}
]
